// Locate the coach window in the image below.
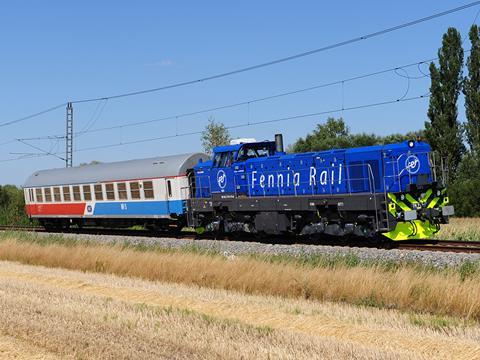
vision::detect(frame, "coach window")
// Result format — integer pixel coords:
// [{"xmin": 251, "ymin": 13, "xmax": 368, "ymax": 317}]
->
[
  {"xmin": 63, "ymin": 186, "xmax": 71, "ymax": 202},
  {"xmin": 143, "ymin": 181, "xmax": 154, "ymax": 199},
  {"xmin": 28, "ymin": 189, "xmax": 33, "ymax": 202},
  {"xmin": 73, "ymin": 186, "xmax": 81, "ymax": 201},
  {"xmin": 83, "ymin": 185, "xmax": 92, "ymax": 201},
  {"xmin": 106, "ymin": 183, "xmax": 115, "ymax": 200},
  {"xmin": 36, "ymin": 188, "xmax": 43, "ymax": 203},
  {"xmin": 129, "ymin": 182, "xmax": 140, "ymax": 200},
  {"xmin": 53, "ymin": 187, "xmax": 61, "ymax": 202},
  {"xmin": 44, "ymin": 188, "xmax": 52, "ymax": 202},
  {"xmin": 117, "ymin": 183, "xmax": 127, "ymax": 200},
  {"xmin": 94, "ymin": 184, "xmax": 103, "ymax": 201},
  {"xmin": 167, "ymin": 180, "xmax": 172, "ymax": 197}
]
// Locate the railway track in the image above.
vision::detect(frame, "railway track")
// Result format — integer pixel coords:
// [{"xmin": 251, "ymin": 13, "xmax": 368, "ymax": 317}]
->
[
  {"xmin": 397, "ymin": 240, "xmax": 480, "ymax": 254},
  {"xmin": 0, "ymin": 225, "xmax": 44, "ymax": 232},
  {"xmin": 1, "ymin": 225, "xmax": 480, "ymax": 253}
]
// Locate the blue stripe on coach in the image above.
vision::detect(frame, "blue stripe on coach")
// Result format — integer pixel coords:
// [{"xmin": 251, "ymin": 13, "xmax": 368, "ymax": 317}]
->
[{"xmin": 93, "ymin": 200, "xmax": 185, "ymax": 216}]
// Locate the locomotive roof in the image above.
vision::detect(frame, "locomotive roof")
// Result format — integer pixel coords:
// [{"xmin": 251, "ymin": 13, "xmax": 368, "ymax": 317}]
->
[
  {"xmin": 213, "ymin": 140, "xmax": 275, "ymax": 153},
  {"xmin": 24, "ymin": 152, "xmax": 208, "ymax": 188}
]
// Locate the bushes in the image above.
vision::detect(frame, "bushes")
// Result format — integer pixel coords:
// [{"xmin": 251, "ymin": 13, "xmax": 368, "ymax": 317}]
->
[
  {"xmin": 448, "ymin": 154, "xmax": 480, "ymax": 217},
  {"xmin": 0, "ymin": 185, "xmax": 30, "ymax": 225}
]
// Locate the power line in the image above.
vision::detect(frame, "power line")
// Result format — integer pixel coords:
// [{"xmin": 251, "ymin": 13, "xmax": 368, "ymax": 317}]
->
[
  {"xmin": 17, "ymin": 54, "xmax": 440, "ymax": 142},
  {"xmin": 0, "ymin": 2, "xmax": 477, "ymax": 132},
  {"xmin": 0, "ymin": 103, "xmax": 66, "ymax": 129},
  {"xmin": 13, "ymin": 44, "xmax": 474, "ymax": 143},
  {"xmin": 69, "ymin": 1, "xmax": 480, "ymax": 104},
  {"xmin": 0, "ymin": 92, "xmax": 428, "ymax": 163},
  {"xmin": 16, "ymin": 139, "xmax": 66, "ymax": 162}
]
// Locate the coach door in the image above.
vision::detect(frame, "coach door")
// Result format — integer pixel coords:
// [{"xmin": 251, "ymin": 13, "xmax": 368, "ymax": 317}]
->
[{"xmin": 165, "ymin": 179, "xmax": 173, "ymax": 213}]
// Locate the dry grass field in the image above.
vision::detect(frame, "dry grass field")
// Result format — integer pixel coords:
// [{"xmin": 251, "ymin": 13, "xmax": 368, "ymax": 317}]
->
[
  {"xmin": 436, "ymin": 217, "xmax": 480, "ymax": 240},
  {"xmin": 1, "ymin": 261, "xmax": 480, "ymax": 359},
  {"xmin": 0, "ymin": 237, "xmax": 479, "ymax": 319}
]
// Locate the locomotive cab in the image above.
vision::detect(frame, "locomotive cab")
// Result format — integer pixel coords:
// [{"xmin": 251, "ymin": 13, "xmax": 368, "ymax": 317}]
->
[{"xmin": 194, "ymin": 139, "xmax": 278, "ymax": 197}]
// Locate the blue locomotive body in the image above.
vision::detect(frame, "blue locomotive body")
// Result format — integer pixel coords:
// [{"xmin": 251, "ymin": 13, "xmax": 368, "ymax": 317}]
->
[
  {"xmin": 194, "ymin": 141, "xmax": 433, "ymax": 199},
  {"xmin": 191, "ymin": 135, "xmax": 453, "ymax": 240}
]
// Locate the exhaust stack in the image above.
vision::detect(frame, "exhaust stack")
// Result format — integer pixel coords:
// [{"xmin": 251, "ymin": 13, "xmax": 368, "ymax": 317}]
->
[{"xmin": 275, "ymin": 134, "xmax": 284, "ymax": 153}]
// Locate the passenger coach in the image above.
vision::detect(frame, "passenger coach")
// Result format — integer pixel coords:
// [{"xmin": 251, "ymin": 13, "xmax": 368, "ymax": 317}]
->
[{"xmin": 23, "ymin": 153, "xmax": 207, "ymax": 230}]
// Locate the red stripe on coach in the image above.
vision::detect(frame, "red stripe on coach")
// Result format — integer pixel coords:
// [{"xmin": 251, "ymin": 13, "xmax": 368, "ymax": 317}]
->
[{"xmin": 26, "ymin": 203, "xmax": 86, "ymax": 216}]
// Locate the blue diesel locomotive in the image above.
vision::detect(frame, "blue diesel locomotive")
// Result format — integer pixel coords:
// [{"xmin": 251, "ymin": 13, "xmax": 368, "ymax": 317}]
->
[{"xmin": 190, "ymin": 134, "xmax": 454, "ymax": 240}]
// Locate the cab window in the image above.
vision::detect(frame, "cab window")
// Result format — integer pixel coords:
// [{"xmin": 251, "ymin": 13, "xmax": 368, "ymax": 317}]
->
[
  {"xmin": 213, "ymin": 152, "xmax": 234, "ymax": 167},
  {"xmin": 237, "ymin": 144, "xmax": 274, "ymax": 162}
]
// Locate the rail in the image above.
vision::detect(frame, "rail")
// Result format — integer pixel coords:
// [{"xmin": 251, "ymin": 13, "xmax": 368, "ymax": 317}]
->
[
  {"xmin": 397, "ymin": 240, "xmax": 480, "ymax": 253},
  {"xmin": 0, "ymin": 225, "xmax": 44, "ymax": 232}
]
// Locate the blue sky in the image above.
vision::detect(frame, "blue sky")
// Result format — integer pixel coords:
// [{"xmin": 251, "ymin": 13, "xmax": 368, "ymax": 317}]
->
[{"xmin": 0, "ymin": 1, "xmax": 477, "ymax": 185}]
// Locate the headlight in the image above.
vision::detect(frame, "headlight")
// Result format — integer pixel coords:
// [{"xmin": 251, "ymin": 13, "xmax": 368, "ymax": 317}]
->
[{"xmin": 408, "ymin": 140, "xmax": 415, "ymax": 148}]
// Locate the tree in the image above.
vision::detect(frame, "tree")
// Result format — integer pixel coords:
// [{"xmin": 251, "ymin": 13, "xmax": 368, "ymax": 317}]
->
[
  {"xmin": 0, "ymin": 185, "xmax": 30, "ymax": 225},
  {"xmin": 289, "ymin": 117, "xmax": 422, "ymax": 153},
  {"xmin": 464, "ymin": 24, "xmax": 480, "ymax": 154},
  {"xmin": 79, "ymin": 160, "xmax": 102, "ymax": 167},
  {"xmin": 291, "ymin": 118, "xmax": 352, "ymax": 152},
  {"xmin": 425, "ymin": 27, "xmax": 465, "ymax": 181},
  {"xmin": 449, "ymin": 153, "xmax": 480, "ymax": 216},
  {"xmin": 200, "ymin": 117, "xmax": 231, "ymax": 155}
]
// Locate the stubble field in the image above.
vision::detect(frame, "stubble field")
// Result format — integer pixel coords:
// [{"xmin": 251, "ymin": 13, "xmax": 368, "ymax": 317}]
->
[
  {"xmin": 0, "ymin": 233, "xmax": 479, "ymax": 359},
  {"xmin": 1, "ymin": 261, "xmax": 480, "ymax": 359}
]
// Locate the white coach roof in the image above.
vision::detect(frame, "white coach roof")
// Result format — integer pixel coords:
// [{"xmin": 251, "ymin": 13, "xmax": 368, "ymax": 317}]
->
[{"xmin": 24, "ymin": 153, "xmax": 208, "ymax": 188}]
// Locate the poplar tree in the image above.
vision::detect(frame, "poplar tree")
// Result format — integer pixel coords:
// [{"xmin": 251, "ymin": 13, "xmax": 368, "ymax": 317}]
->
[
  {"xmin": 425, "ymin": 27, "xmax": 465, "ymax": 181},
  {"xmin": 464, "ymin": 25, "xmax": 480, "ymax": 153}
]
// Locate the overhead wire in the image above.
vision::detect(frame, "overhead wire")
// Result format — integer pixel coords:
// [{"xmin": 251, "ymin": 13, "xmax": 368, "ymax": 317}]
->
[
  {"xmin": 0, "ymin": 93, "xmax": 429, "ymax": 163},
  {"xmin": 393, "ymin": 68, "xmax": 411, "ymax": 100},
  {"xmin": 0, "ymin": 103, "xmax": 66, "ymax": 129},
  {"xmin": 15, "ymin": 139, "xmax": 66, "ymax": 161},
  {"xmin": 69, "ymin": 1, "xmax": 480, "ymax": 104},
  {"xmin": 17, "ymin": 54, "xmax": 442, "ymax": 141},
  {"xmin": 5, "ymin": 93, "xmax": 429, "ymax": 160},
  {"xmin": 76, "ymin": 98, "xmax": 108, "ymax": 139},
  {"xmin": 0, "ymin": 0, "xmax": 477, "ymax": 133},
  {"xmin": 1, "ymin": 2, "xmax": 478, "ymax": 161}
]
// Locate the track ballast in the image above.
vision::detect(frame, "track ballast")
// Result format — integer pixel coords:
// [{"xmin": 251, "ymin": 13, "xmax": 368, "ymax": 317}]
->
[{"xmin": 1, "ymin": 225, "xmax": 480, "ymax": 254}]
